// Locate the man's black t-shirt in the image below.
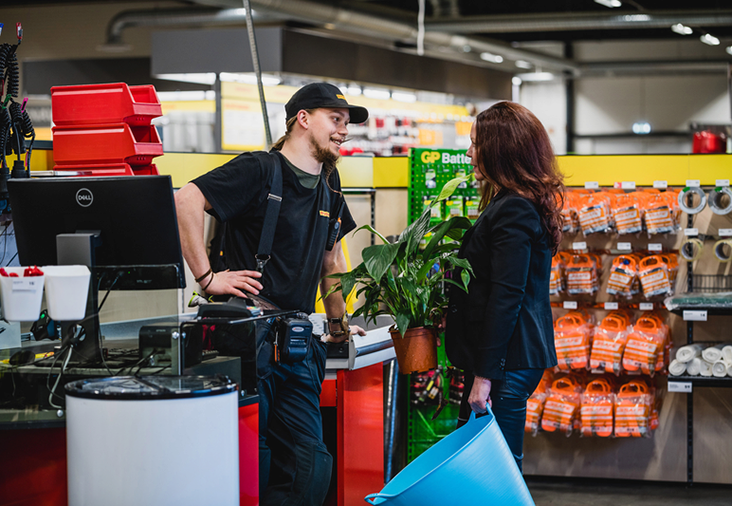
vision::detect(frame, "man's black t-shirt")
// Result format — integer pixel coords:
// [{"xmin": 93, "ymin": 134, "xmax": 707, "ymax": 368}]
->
[{"xmin": 192, "ymin": 150, "xmax": 356, "ymax": 314}]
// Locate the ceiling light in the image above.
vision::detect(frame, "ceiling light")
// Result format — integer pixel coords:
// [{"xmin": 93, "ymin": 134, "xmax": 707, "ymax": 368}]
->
[
  {"xmin": 700, "ymin": 33, "xmax": 720, "ymax": 46},
  {"xmin": 727, "ymin": 46, "xmax": 732, "ymax": 55},
  {"xmin": 392, "ymin": 91, "xmax": 417, "ymax": 103},
  {"xmin": 155, "ymin": 73, "xmax": 217, "ymax": 85},
  {"xmin": 515, "ymin": 60, "xmax": 533, "ymax": 69},
  {"xmin": 480, "ymin": 52, "xmax": 503, "ymax": 64},
  {"xmin": 157, "ymin": 90, "xmax": 216, "ymax": 102},
  {"xmin": 671, "ymin": 23, "xmax": 693, "ymax": 35},
  {"xmin": 623, "ymin": 14, "xmax": 650, "ymax": 22},
  {"xmin": 363, "ymin": 88, "xmax": 391, "ymax": 100},
  {"xmin": 594, "ymin": 0, "xmax": 622, "ymax": 8},
  {"xmin": 512, "ymin": 77, "xmax": 523, "ymax": 86},
  {"xmin": 632, "ymin": 122, "xmax": 651, "ymax": 135},
  {"xmin": 462, "ymin": 45, "xmax": 472, "ymax": 53},
  {"xmin": 219, "ymin": 72, "xmax": 281, "ymax": 86},
  {"xmin": 347, "ymin": 85, "xmax": 362, "ymax": 96},
  {"xmin": 516, "ymin": 72, "xmax": 555, "ymax": 82}
]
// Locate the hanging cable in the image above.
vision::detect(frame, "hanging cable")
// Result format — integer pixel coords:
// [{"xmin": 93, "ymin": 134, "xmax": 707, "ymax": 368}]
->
[{"xmin": 242, "ymin": 0, "xmax": 272, "ymax": 148}]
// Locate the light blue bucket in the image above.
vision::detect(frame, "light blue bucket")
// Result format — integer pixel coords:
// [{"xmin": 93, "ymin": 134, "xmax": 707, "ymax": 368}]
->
[{"xmin": 365, "ymin": 408, "xmax": 535, "ymax": 506}]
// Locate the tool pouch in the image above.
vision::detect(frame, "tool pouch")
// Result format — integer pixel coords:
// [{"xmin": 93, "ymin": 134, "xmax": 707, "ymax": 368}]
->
[{"xmin": 275, "ymin": 314, "xmax": 313, "ymax": 364}]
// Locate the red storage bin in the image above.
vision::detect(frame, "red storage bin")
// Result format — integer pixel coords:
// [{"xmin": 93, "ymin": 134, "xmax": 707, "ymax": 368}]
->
[
  {"xmin": 52, "ymin": 124, "xmax": 163, "ymax": 167},
  {"xmin": 51, "ymin": 83, "xmax": 162, "ymax": 126},
  {"xmin": 52, "ymin": 163, "xmax": 159, "ymax": 177}
]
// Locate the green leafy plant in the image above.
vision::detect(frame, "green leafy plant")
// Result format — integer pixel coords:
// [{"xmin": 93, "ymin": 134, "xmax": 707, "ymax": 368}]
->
[{"xmin": 325, "ymin": 175, "xmax": 475, "ymax": 336}]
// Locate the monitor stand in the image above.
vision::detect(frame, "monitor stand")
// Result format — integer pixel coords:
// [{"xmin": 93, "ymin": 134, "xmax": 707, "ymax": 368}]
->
[{"xmin": 56, "ymin": 232, "xmax": 102, "ymax": 364}]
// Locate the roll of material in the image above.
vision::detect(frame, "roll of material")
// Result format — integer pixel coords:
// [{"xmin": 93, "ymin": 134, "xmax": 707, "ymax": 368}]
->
[
  {"xmin": 723, "ymin": 345, "xmax": 732, "ymax": 364},
  {"xmin": 708, "ymin": 187, "xmax": 732, "ymax": 215},
  {"xmin": 669, "ymin": 359, "xmax": 687, "ymax": 377},
  {"xmin": 678, "ymin": 186, "xmax": 708, "ymax": 214},
  {"xmin": 680, "ymin": 238, "xmax": 704, "ymax": 262},
  {"xmin": 702, "ymin": 343, "xmax": 726, "ymax": 363},
  {"xmin": 676, "ymin": 344, "xmax": 703, "ymax": 363},
  {"xmin": 728, "ymin": 364, "xmax": 732, "ymax": 378},
  {"xmin": 686, "ymin": 357, "xmax": 702, "ymax": 376},
  {"xmin": 699, "ymin": 359, "xmax": 713, "ymax": 377},
  {"xmin": 714, "ymin": 239, "xmax": 732, "ymax": 263},
  {"xmin": 712, "ymin": 360, "xmax": 729, "ymax": 378}
]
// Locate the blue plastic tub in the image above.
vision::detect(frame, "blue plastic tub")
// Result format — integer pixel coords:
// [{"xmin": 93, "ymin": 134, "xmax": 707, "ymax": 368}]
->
[{"xmin": 365, "ymin": 408, "xmax": 535, "ymax": 506}]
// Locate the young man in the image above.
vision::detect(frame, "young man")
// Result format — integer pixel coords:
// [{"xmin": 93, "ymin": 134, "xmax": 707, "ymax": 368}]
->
[{"xmin": 175, "ymin": 82, "xmax": 368, "ymax": 505}]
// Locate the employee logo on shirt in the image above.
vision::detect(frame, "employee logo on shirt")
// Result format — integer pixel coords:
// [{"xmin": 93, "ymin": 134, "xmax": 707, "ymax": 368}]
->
[
  {"xmin": 319, "ymin": 210, "xmax": 330, "ymax": 218},
  {"xmin": 75, "ymin": 188, "xmax": 94, "ymax": 207}
]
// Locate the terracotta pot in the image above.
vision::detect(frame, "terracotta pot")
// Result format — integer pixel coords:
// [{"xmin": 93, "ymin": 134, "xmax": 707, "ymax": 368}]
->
[{"xmin": 389, "ymin": 326, "xmax": 438, "ymax": 374}]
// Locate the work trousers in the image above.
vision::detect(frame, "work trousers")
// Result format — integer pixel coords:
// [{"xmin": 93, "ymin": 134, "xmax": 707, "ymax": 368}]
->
[
  {"xmin": 458, "ymin": 368, "xmax": 544, "ymax": 473},
  {"xmin": 256, "ymin": 319, "xmax": 332, "ymax": 506}
]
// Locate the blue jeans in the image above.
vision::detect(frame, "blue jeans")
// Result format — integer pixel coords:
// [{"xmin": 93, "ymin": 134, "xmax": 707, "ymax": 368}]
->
[
  {"xmin": 458, "ymin": 369, "xmax": 544, "ymax": 472},
  {"xmin": 256, "ymin": 319, "xmax": 332, "ymax": 506}
]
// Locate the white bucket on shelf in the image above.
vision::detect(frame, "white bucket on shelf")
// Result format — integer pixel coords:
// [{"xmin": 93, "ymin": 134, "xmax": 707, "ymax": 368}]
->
[
  {"xmin": 43, "ymin": 265, "xmax": 91, "ymax": 321},
  {"xmin": 0, "ymin": 267, "xmax": 45, "ymax": 321}
]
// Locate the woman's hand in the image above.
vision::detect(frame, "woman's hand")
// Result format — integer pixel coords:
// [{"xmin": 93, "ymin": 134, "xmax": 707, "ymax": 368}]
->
[{"xmin": 468, "ymin": 375, "xmax": 492, "ymax": 414}]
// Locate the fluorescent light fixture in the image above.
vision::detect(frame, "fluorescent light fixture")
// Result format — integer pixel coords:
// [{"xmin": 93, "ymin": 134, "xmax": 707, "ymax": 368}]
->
[
  {"xmin": 700, "ymin": 33, "xmax": 720, "ymax": 46},
  {"xmin": 157, "ymin": 90, "xmax": 216, "ymax": 102},
  {"xmin": 516, "ymin": 72, "xmax": 555, "ymax": 82},
  {"xmin": 515, "ymin": 60, "xmax": 533, "ymax": 69},
  {"xmin": 594, "ymin": 0, "xmax": 621, "ymax": 8},
  {"xmin": 480, "ymin": 52, "xmax": 504, "ymax": 64},
  {"xmin": 347, "ymin": 85, "xmax": 362, "ymax": 96},
  {"xmin": 363, "ymin": 88, "xmax": 390, "ymax": 100},
  {"xmin": 392, "ymin": 91, "xmax": 417, "ymax": 103},
  {"xmin": 623, "ymin": 14, "xmax": 651, "ymax": 22},
  {"xmin": 156, "ymin": 73, "xmax": 217, "ymax": 85},
  {"xmin": 632, "ymin": 121, "xmax": 651, "ymax": 135},
  {"xmin": 671, "ymin": 23, "xmax": 693, "ymax": 35},
  {"xmin": 219, "ymin": 72, "xmax": 281, "ymax": 86},
  {"xmin": 726, "ymin": 46, "xmax": 732, "ymax": 55}
]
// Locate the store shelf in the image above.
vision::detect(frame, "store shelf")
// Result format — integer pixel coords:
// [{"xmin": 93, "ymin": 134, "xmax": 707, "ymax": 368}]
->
[{"xmin": 668, "ymin": 376, "xmax": 732, "ymax": 388}]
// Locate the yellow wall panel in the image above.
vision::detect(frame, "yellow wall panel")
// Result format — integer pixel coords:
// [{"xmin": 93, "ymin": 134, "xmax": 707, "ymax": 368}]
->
[
  {"xmin": 156, "ymin": 152, "xmax": 236, "ymax": 188},
  {"xmin": 373, "ymin": 157, "xmax": 409, "ymax": 187},
  {"xmin": 337, "ymin": 156, "xmax": 373, "ymax": 187}
]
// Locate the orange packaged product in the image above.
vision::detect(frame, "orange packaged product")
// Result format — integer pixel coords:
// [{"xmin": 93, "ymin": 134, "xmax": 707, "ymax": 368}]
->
[
  {"xmin": 610, "ymin": 193, "xmax": 643, "ymax": 235},
  {"xmin": 560, "ymin": 192, "xmax": 579, "ymax": 234},
  {"xmin": 638, "ymin": 255, "xmax": 672, "ymax": 298},
  {"xmin": 659, "ymin": 253, "xmax": 679, "ymax": 291},
  {"xmin": 642, "ymin": 193, "xmax": 676, "ymax": 235},
  {"xmin": 578, "ymin": 193, "xmax": 612, "ymax": 235},
  {"xmin": 541, "ymin": 376, "xmax": 582, "ymax": 436},
  {"xmin": 614, "ymin": 380, "xmax": 653, "ymax": 438},
  {"xmin": 622, "ymin": 315, "xmax": 666, "ymax": 376},
  {"xmin": 525, "ymin": 378, "xmax": 548, "ymax": 435},
  {"xmin": 554, "ymin": 312, "xmax": 592, "ymax": 371},
  {"xmin": 606, "ymin": 255, "xmax": 638, "ymax": 298},
  {"xmin": 565, "ymin": 254, "xmax": 599, "ymax": 295},
  {"xmin": 590, "ymin": 314, "xmax": 630, "ymax": 375},
  {"xmin": 580, "ymin": 378, "xmax": 615, "ymax": 437},
  {"xmin": 550, "ymin": 254, "xmax": 564, "ymax": 295}
]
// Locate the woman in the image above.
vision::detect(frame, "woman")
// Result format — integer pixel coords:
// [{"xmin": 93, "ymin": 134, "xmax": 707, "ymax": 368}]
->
[{"xmin": 445, "ymin": 101, "xmax": 564, "ymax": 472}]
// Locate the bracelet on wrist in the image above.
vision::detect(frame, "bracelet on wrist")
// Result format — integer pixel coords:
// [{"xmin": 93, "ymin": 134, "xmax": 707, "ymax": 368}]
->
[
  {"xmin": 202, "ymin": 271, "xmax": 215, "ymax": 292},
  {"xmin": 195, "ymin": 268, "xmax": 213, "ymax": 284}
]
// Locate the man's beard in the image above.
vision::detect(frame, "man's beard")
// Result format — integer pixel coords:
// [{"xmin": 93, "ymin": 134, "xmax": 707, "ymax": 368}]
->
[{"xmin": 309, "ymin": 135, "xmax": 340, "ymax": 166}]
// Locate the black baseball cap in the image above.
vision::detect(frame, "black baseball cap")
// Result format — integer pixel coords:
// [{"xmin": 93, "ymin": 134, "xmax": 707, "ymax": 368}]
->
[{"xmin": 285, "ymin": 82, "xmax": 369, "ymax": 124}]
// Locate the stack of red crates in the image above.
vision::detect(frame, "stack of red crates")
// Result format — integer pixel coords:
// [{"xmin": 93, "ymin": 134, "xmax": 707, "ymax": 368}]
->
[{"xmin": 51, "ymin": 83, "xmax": 163, "ymax": 176}]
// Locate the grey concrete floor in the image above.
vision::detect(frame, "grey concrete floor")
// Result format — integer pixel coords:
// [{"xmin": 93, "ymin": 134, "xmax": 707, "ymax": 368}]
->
[{"xmin": 526, "ymin": 477, "xmax": 732, "ymax": 506}]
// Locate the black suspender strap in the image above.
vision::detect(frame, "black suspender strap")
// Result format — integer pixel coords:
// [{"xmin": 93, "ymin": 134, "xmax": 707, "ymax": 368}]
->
[{"xmin": 255, "ymin": 152, "xmax": 283, "ymax": 274}]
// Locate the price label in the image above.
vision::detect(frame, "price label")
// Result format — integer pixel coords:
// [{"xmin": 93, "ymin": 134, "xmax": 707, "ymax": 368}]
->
[
  {"xmin": 11, "ymin": 278, "xmax": 41, "ymax": 292},
  {"xmin": 683, "ymin": 310, "xmax": 708, "ymax": 321},
  {"xmin": 668, "ymin": 381, "xmax": 692, "ymax": 393},
  {"xmin": 617, "ymin": 242, "xmax": 632, "ymax": 251},
  {"xmin": 604, "ymin": 302, "xmax": 619, "ymax": 310},
  {"xmin": 719, "ymin": 229, "xmax": 732, "ymax": 237},
  {"xmin": 640, "ymin": 303, "xmax": 654, "ymax": 311},
  {"xmin": 584, "ymin": 181, "xmax": 599, "ymax": 190},
  {"xmin": 648, "ymin": 243, "xmax": 663, "ymax": 252},
  {"xmin": 563, "ymin": 301, "xmax": 578, "ymax": 309},
  {"xmin": 621, "ymin": 181, "xmax": 636, "ymax": 190},
  {"xmin": 684, "ymin": 228, "xmax": 699, "ymax": 237},
  {"xmin": 653, "ymin": 180, "xmax": 668, "ymax": 189},
  {"xmin": 686, "ymin": 180, "xmax": 700, "ymax": 188},
  {"xmin": 716, "ymin": 179, "xmax": 730, "ymax": 187},
  {"xmin": 572, "ymin": 242, "xmax": 587, "ymax": 251}
]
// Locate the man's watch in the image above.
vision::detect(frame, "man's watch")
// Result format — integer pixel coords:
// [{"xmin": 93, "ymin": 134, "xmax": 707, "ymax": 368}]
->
[{"xmin": 328, "ymin": 313, "xmax": 350, "ymax": 337}]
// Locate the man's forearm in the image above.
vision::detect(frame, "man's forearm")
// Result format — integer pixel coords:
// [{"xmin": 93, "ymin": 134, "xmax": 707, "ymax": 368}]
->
[
  {"xmin": 320, "ymin": 243, "xmax": 348, "ymax": 319},
  {"xmin": 174, "ymin": 183, "xmax": 211, "ymax": 280}
]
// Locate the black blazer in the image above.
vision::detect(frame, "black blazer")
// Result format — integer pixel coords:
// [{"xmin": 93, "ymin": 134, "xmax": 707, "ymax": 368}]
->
[{"xmin": 445, "ymin": 190, "xmax": 557, "ymax": 380}]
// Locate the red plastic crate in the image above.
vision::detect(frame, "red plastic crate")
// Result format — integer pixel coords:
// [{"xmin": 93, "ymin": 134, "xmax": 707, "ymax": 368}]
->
[
  {"xmin": 51, "ymin": 83, "xmax": 162, "ymax": 126},
  {"xmin": 52, "ymin": 163, "xmax": 160, "ymax": 177},
  {"xmin": 52, "ymin": 123, "xmax": 163, "ymax": 167}
]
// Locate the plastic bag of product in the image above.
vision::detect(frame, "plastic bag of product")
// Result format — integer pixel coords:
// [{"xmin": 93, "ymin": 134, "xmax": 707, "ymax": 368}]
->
[
  {"xmin": 554, "ymin": 311, "xmax": 592, "ymax": 371},
  {"xmin": 560, "ymin": 191, "xmax": 580, "ymax": 234},
  {"xmin": 541, "ymin": 375, "xmax": 583, "ymax": 436},
  {"xmin": 610, "ymin": 193, "xmax": 643, "ymax": 235},
  {"xmin": 614, "ymin": 380, "xmax": 653, "ymax": 438},
  {"xmin": 580, "ymin": 377, "xmax": 616, "ymax": 437},
  {"xmin": 578, "ymin": 192, "xmax": 612, "ymax": 235},
  {"xmin": 638, "ymin": 255, "xmax": 672, "ymax": 298},
  {"xmin": 590, "ymin": 313, "xmax": 630, "ymax": 375},
  {"xmin": 658, "ymin": 253, "xmax": 679, "ymax": 292},
  {"xmin": 642, "ymin": 193, "xmax": 676, "ymax": 235},
  {"xmin": 622, "ymin": 315, "xmax": 666, "ymax": 376},
  {"xmin": 549, "ymin": 254, "xmax": 565, "ymax": 296},
  {"xmin": 565, "ymin": 254, "xmax": 600, "ymax": 296},
  {"xmin": 606, "ymin": 255, "xmax": 638, "ymax": 299}
]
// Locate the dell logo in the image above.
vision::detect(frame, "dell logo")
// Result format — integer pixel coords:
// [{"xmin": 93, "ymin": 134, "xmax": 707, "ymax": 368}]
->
[{"xmin": 76, "ymin": 188, "xmax": 93, "ymax": 207}]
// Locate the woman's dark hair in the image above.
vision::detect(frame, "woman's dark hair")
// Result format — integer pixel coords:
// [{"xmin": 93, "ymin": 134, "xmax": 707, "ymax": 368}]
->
[{"xmin": 473, "ymin": 101, "xmax": 565, "ymax": 253}]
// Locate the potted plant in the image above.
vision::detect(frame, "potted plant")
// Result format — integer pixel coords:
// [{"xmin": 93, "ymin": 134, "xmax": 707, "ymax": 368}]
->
[{"xmin": 325, "ymin": 176, "xmax": 474, "ymax": 374}]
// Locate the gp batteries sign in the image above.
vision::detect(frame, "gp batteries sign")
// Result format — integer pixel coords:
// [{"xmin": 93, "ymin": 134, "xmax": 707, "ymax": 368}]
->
[{"xmin": 420, "ymin": 150, "xmax": 471, "ymax": 165}]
